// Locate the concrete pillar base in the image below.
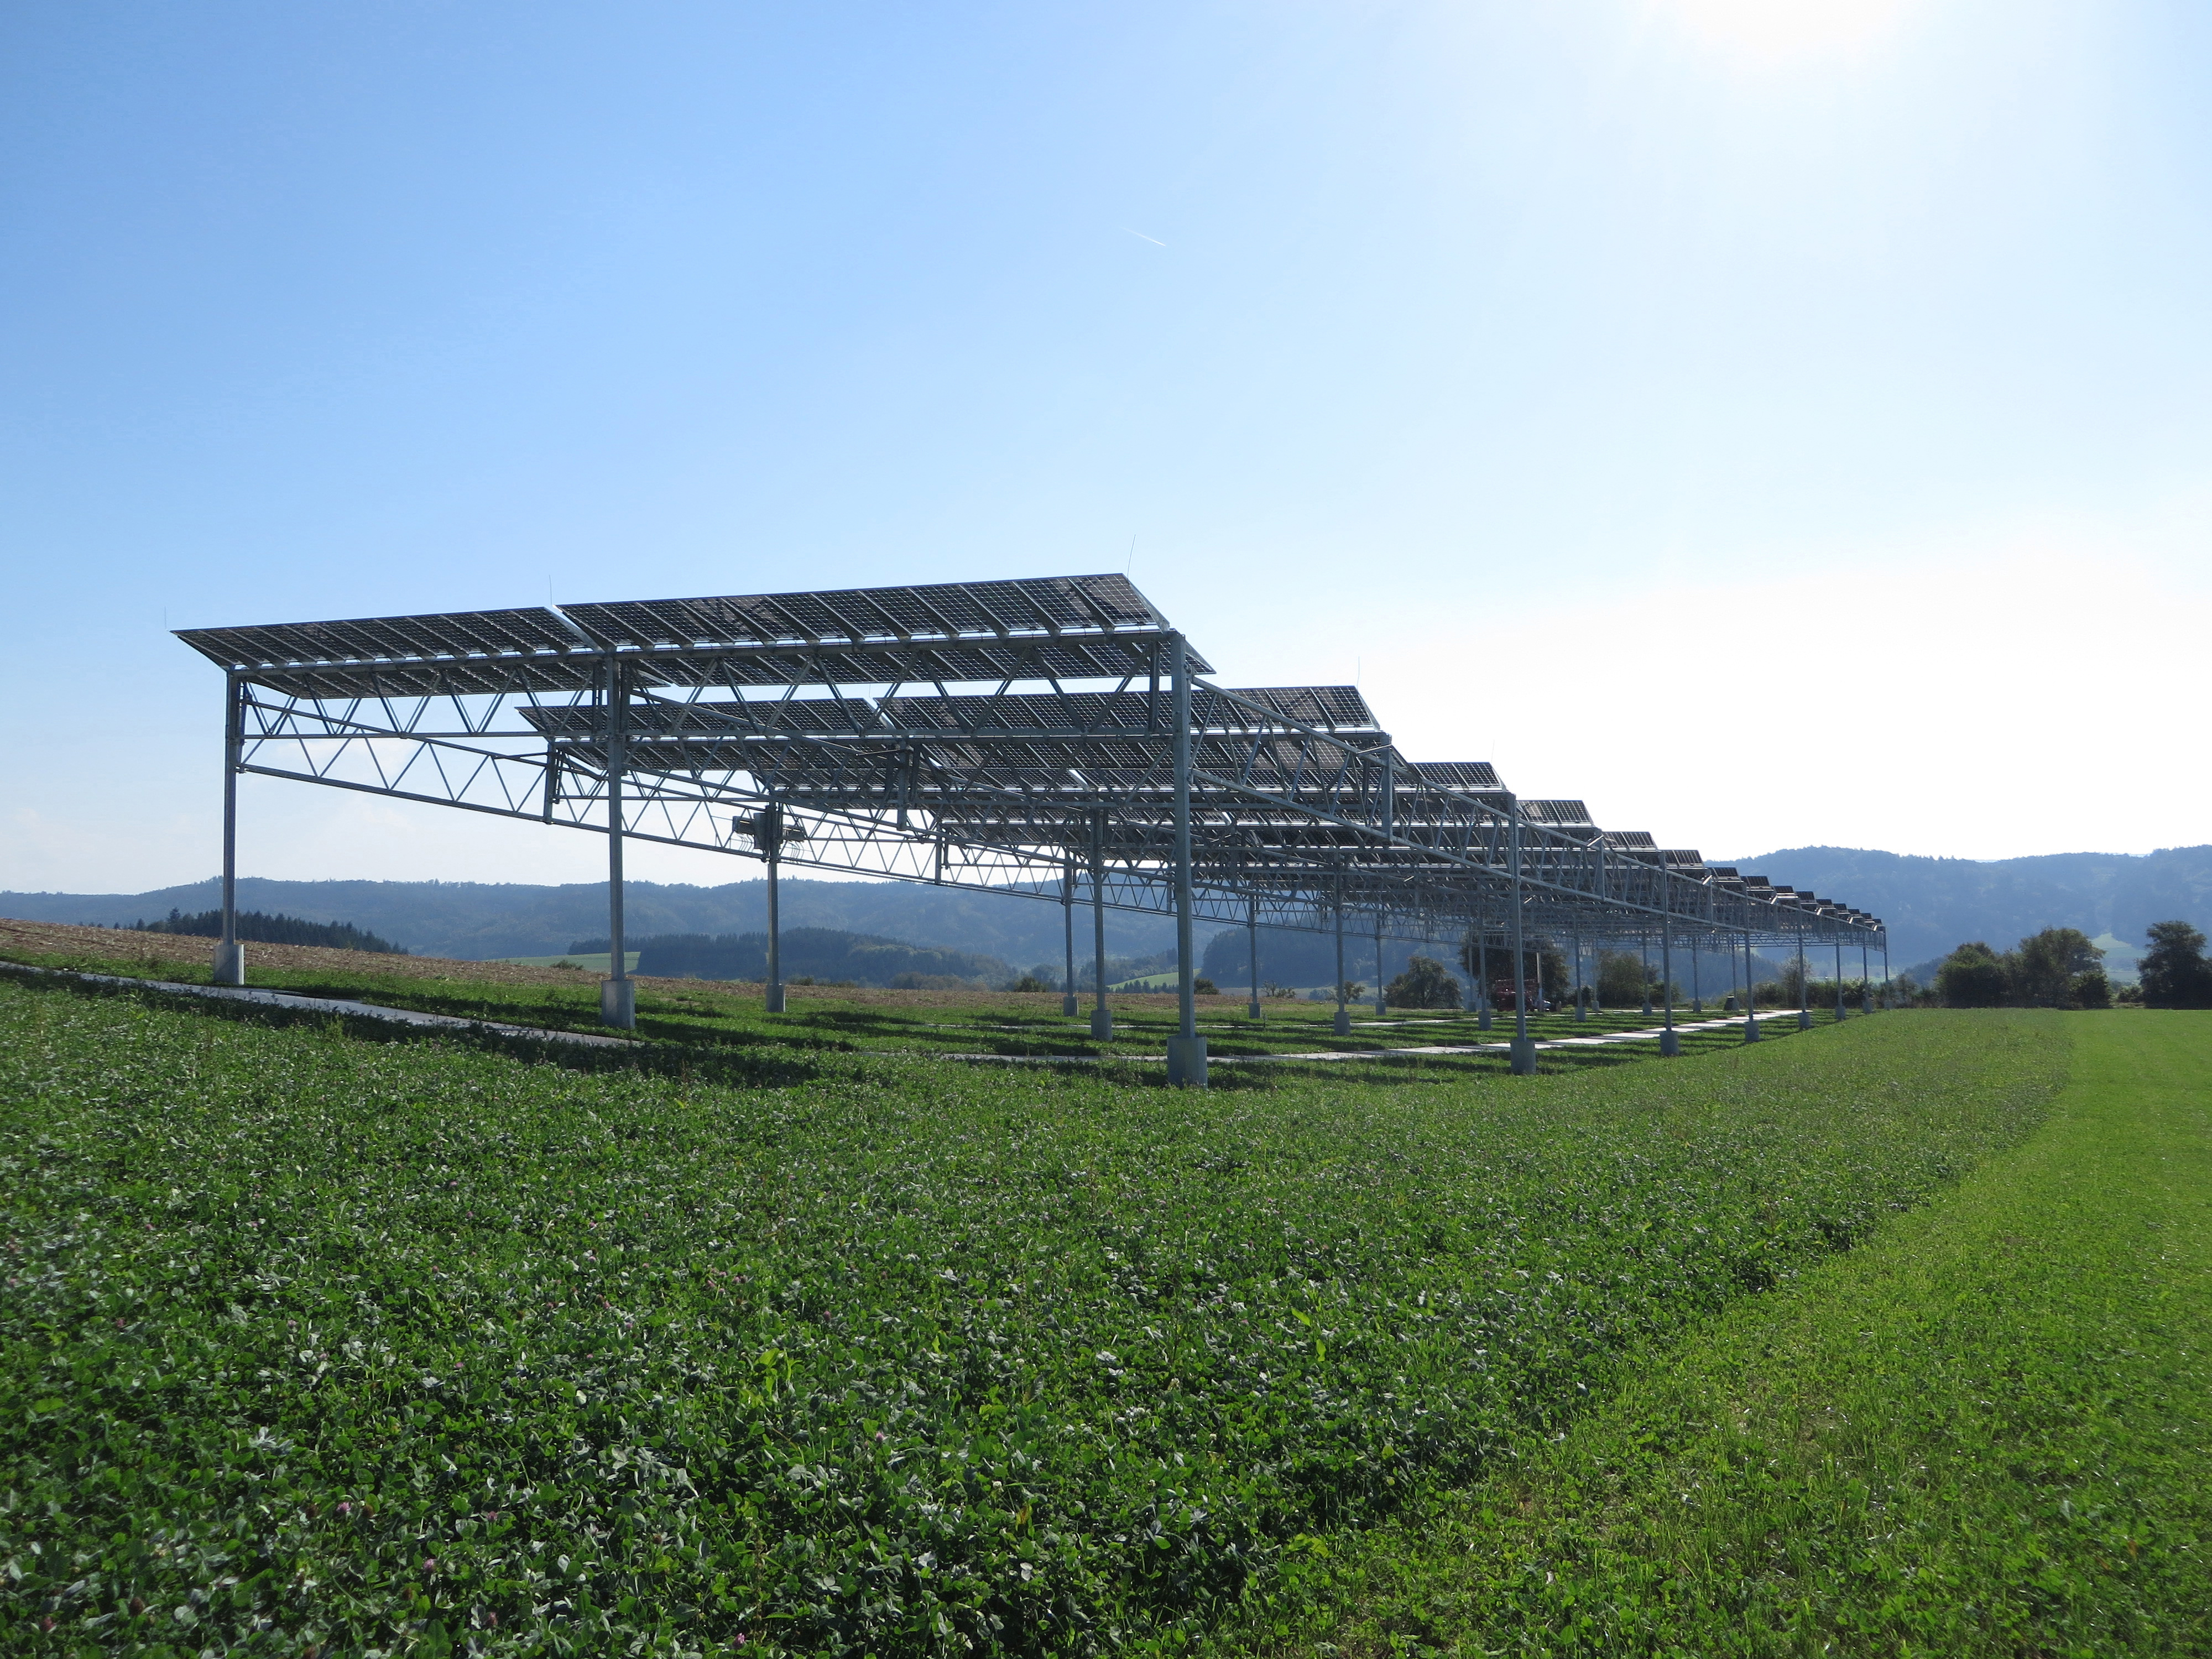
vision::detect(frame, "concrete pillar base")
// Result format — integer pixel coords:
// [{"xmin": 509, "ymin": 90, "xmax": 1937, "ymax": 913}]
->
[
  {"xmin": 1477, "ymin": 1008, "xmax": 1494, "ymax": 1031},
  {"xmin": 1744, "ymin": 1018, "xmax": 1762, "ymax": 1044},
  {"xmin": 1091, "ymin": 1006, "xmax": 1113, "ymax": 1039},
  {"xmin": 765, "ymin": 984, "xmax": 787, "ymax": 1013},
  {"xmin": 1247, "ymin": 999, "xmax": 1262, "ymax": 1020},
  {"xmin": 1062, "ymin": 993, "xmax": 1079, "ymax": 1016},
  {"xmin": 1641, "ymin": 1001, "xmax": 1653, "ymax": 1018},
  {"xmin": 1798, "ymin": 1009, "xmax": 1813, "ymax": 1030},
  {"xmin": 1332, "ymin": 1008, "xmax": 1352, "ymax": 1035},
  {"xmin": 601, "ymin": 979, "xmax": 635, "ymax": 1029},
  {"xmin": 212, "ymin": 941, "xmax": 246, "ymax": 986},
  {"xmin": 1509, "ymin": 1036, "xmax": 1538, "ymax": 1074},
  {"xmin": 1166, "ymin": 1036, "xmax": 1208, "ymax": 1088},
  {"xmin": 1724, "ymin": 995, "xmax": 1738, "ymax": 1013},
  {"xmin": 1660, "ymin": 1029, "xmax": 1681, "ymax": 1057}
]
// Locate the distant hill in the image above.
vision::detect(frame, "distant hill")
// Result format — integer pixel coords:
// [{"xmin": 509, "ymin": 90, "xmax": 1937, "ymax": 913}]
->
[
  {"xmin": 0, "ymin": 875, "xmax": 1181, "ymax": 966},
  {"xmin": 11, "ymin": 845, "xmax": 2206, "ymax": 983},
  {"xmin": 1725, "ymin": 846, "xmax": 2212, "ymax": 975}
]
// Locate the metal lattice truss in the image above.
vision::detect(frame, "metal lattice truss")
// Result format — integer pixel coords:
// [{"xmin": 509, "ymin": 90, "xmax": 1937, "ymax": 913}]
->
[{"xmin": 178, "ymin": 574, "xmax": 1884, "ymax": 963}]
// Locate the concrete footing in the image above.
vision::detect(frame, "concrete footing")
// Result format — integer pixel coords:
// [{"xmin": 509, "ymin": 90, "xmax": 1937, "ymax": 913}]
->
[
  {"xmin": 1509, "ymin": 1036, "xmax": 1538, "ymax": 1074},
  {"xmin": 1091, "ymin": 1006, "xmax": 1113, "ymax": 1039},
  {"xmin": 1798, "ymin": 1009, "xmax": 1813, "ymax": 1030},
  {"xmin": 1659, "ymin": 1029, "xmax": 1681, "ymax": 1057},
  {"xmin": 1478, "ymin": 1007, "xmax": 1493, "ymax": 1031},
  {"xmin": 1166, "ymin": 1036, "xmax": 1208, "ymax": 1088},
  {"xmin": 1062, "ymin": 993, "xmax": 1079, "ymax": 1016},
  {"xmin": 212, "ymin": 941, "xmax": 246, "ymax": 986},
  {"xmin": 600, "ymin": 978, "xmax": 636, "ymax": 1029},
  {"xmin": 765, "ymin": 984, "xmax": 787, "ymax": 1013},
  {"xmin": 1332, "ymin": 1008, "xmax": 1352, "ymax": 1036}
]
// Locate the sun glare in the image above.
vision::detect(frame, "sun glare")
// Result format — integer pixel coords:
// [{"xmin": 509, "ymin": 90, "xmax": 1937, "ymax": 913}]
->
[{"xmin": 1654, "ymin": 0, "xmax": 1921, "ymax": 64}]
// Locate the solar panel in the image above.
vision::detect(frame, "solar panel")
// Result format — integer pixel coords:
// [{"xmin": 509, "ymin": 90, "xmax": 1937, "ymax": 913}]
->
[
  {"xmin": 178, "ymin": 575, "xmax": 1211, "ymax": 697},
  {"xmin": 560, "ymin": 574, "xmax": 1185, "ymax": 653}
]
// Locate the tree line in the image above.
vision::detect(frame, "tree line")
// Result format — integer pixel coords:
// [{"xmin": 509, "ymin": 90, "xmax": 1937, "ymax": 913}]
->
[{"xmin": 1929, "ymin": 921, "xmax": 2212, "ymax": 1009}]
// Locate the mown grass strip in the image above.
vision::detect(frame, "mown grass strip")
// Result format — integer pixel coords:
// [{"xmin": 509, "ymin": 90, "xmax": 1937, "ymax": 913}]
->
[{"xmin": 1224, "ymin": 1010, "xmax": 2212, "ymax": 1656}]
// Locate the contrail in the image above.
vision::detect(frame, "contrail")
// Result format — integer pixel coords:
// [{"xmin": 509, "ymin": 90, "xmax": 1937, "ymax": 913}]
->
[{"xmin": 1120, "ymin": 227, "xmax": 1166, "ymax": 247}]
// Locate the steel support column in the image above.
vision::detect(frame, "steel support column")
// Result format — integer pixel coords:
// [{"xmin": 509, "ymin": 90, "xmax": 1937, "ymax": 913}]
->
[
  {"xmin": 1796, "ymin": 916, "xmax": 1812, "ymax": 1030},
  {"xmin": 1572, "ymin": 916, "xmax": 1585, "ymax": 1021},
  {"xmin": 1062, "ymin": 854, "xmax": 1079, "ymax": 1016},
  {"xmin": 213, "ymin": 673, "xmax": 246, "ymax": 985},
  {"xmin": 1509, "ymin": 803, "xmax": 1536, "ymax": 1074},
  {"xmin": 601, "ymin": 662, "xmax": 635, "ymax": 1029},
  {"xmin": 1165, "ymin": 632, "xmax": 1206, "ymax": 1087},
  {"xmin": 1659, "ymin": 907, "xmax": 1680, "ymax": 1056},
  {"xmin": 763, "ymin": 802, "xmax": 785, "ymax": 1014},
  {"xmin": 1743, "ymin": 930, "xmax": 1761, "ymax": 1043},
  {"xmin": 1246, "ymin": 893, "xmax": 1262, "ymax": 1020},
  {"xmin": 1089, "ymin": 810, "xmax": 1112, "ymax": 1040},
  {"xmin": 1333, "ymin": 878, "xmax": 1350, "ymax": 1036}
]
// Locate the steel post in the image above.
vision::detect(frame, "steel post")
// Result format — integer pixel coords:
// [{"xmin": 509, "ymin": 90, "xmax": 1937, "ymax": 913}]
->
[
  {"xmin": 764, "ymin": 810, "xmax": 785, "ymax": 1014},
  {"xmin": 213, "ymin": 674, "xmax": 246, "ymax": 985},
  {"xmin": 1246, "ymin": 893, "xmax": 1262, "ymax": 1019},
  {"xmin": 1659, "ymin": 908, "xmax": 1680, "ymax": 1055},
  {"xmin": 1797, "ymin": 916, "xmax": 1812, "ymax": 1030},
  {"xmin": 1743, "ymin": 929, "xmax": 1761, "ymax": 1042},
  {"xmin": 1572, "ymin": 916, "xmax": 1585, "ymax": 1021},
  {"xmin": 1089, "ymin": 811, "xmax": 1112, "ymax": 1040},
  {"xmin": 1333, "ymin": 880, "xmax": 1350, "ymax": 1036},
  {"xmin": 1165, "ymin": 634, "xmax": 1206, "ymax": 1087},
  {"xmin": 1476, "ymin": 923, "xmax": 1492, "ymax": 1031},
  {"xmin": 1509, "ymin": 804, "xmax": 1536, "ymax": 1073},
  {"xmin": 600, "ymin": 662, "xmax": 635, "ymax": 1029},
  {"xmin": 1062, "ymin": 854, "xmax": 1078, "ymax": 1016},
  {"xmin": 1834, "ymin": 938, "xmax": 1846, "ymax": 1021},
  {"xmin": 1640, "ymin": 932, "xmax": 1653, "ymax": 1016},
  {"xmin": 1861, "ymin": 939, "xmax": 1872, "ymax": 1016},
  {"xmin": 1374, "ymin": 911, "xmax": 1387, "ymax": 1015}
]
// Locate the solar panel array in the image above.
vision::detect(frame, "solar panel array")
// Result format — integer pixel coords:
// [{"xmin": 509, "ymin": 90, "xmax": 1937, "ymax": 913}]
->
[{"xmin": 179, "ymin": 573, "xmax": 1883, "ymax": 951}]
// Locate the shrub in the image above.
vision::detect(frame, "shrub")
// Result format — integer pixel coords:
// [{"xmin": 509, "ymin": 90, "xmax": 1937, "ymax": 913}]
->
[
  {"xmin": 1936, "ymin": 942, "xmax": 2010, "ymax": 1008},
  {"xmin": 1385, "ymin": 954, "xmax": 1463, "ymax": 1009},
  {"xmin": 2071, "ymin": 968, "xmax": 2112, "ymax": 1009}
]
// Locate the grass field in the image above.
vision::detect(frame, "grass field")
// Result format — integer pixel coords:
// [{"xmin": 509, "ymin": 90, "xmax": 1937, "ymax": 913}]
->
[
  {"xmin": 1216, "ymin": 1011, "xmax": 2212, "ymax": 1657},
  {"xmin": 0, "ymin": 968, "xmax": 2087, "ymax": 1656}
]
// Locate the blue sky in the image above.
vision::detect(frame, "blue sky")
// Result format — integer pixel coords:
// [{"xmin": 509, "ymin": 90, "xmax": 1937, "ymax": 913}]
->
[{"xmin": 4, "ymin": 0, "xmax": 2209, "ymax": 894}]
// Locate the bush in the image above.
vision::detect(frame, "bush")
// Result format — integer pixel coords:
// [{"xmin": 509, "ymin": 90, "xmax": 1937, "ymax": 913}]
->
[
  {"xmin": 2071, "ymin": 968, "xmax": 2112, "ymax": 1009},
  {"xmin": 1385, "ymin": 954, "xmax": 1463, "ymax": 1010},
  {"xmin": 1936, "ymin": 942, "xmax": 2011, "ymax": 1008},
  {"xmin": 1193, "ymin": 977, "xmax": 1219, "ymax": 996}
]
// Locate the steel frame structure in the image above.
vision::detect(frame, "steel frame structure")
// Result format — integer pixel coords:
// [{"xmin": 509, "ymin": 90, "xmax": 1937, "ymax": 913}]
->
[{"xmin": 179, "ymin": 573, "xmax": 1887, "ymax": 1082}]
